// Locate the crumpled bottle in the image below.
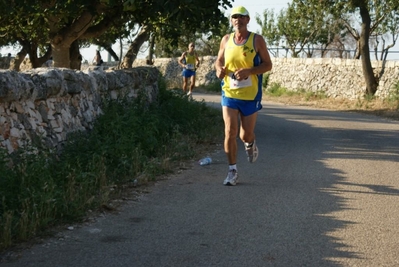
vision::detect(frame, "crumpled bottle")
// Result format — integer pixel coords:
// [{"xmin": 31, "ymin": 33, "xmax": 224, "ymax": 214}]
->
[{"xmin": 198, "ymin": 157, "xmax": 212, "ymax": 166}]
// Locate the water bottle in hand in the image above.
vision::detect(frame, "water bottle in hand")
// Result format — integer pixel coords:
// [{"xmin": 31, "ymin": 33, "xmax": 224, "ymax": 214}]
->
[{"xmin": 199, "ymin": 157, "xmax": 212, "ymax": 166}]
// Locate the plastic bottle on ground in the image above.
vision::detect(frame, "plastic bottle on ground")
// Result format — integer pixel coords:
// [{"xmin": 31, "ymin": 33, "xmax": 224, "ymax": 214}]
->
[{"xmin": 199, "ymin": 157, "xmax": 212, "ymax": 166}]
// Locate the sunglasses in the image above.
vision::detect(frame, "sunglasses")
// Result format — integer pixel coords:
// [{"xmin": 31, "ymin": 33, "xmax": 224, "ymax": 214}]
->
[{"xmin": 231, "ymin": 14, "xmax": 248, "ymax": 19}]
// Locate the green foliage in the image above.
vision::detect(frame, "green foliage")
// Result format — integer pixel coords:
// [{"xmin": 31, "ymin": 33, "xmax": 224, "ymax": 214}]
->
[
  {"xmin": 0, "ymin": 82, "xmax": 223, "ymax": 250},
  {"xmin": 363, "ymin": 93, "xmax": 376, "ymax": 102},
  {"xmin": 385, "ymin": 81, "xmax": 399, "ymax": 109},
  {"xmin": 304, "ymin": 90, "xmax": 328, "ymax": 101},
  {"xmin": 2, "ymin": 0, "xmax": 234, "ymax": 68},
  {"xmin": 256, "ymin": 9, "xmax": 281, "ymax": 48},
  {"xmin": 262, "ymin": 73, "xmax": 270, "ymax": 88},
  {"xmin": 264, "ymin": 83, "xmax": 288, "ymax": 96},
  {"xmin": 151, "ymin": 8, "xmax": 232, "ymax": 58},
  {"xmin": 390, "ymin": 82, "xmax": 399, "ymax": 101},
  {"xmin": 202, "ymin": 81, "xmax": 222, "ymax": 93},
  {"xmin": 256, "ymin": 0, "xmax": 399, "ymax": 96},
  {"xmin": 265, "ymin": 83, "xmax": 329, "ymax": 100}
]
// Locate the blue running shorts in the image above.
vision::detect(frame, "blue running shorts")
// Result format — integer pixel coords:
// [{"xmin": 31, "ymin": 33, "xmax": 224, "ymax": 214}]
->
[
  {"xmin": 182, "ymin": 69, "xmax": 196, "ymax": 78},
  {"xmin": 221, "ymin": 95, "xmax": 262, "ymax": 116}
]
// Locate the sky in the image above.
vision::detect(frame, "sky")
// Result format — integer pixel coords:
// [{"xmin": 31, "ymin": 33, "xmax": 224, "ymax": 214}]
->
[{"xmin": 225, "ymin": 0, "xmax": 290, "ymax": 33}]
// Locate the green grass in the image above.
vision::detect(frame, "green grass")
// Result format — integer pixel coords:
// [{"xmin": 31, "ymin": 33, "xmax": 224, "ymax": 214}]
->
[
  {"xmin": 0, "ymin": 81, "xmax": 223, "ymax": 251},
  {"xmin": 202, "ymin": 81, "xmax": 222, "ymax": 93},
  {"xmin": 264, "ymin": 83, "xmax": 327, "ymax": 100},
  {"xmin": 264, "ymin": 83, "xmax": 294, "ymax": 96},
  {"xmin": 263, "ymin": 82, "xmax": 399, "ymax": 121},
  {"xmin": 385, "ymin": 82, "xmax": 399, "ymax": 109}
]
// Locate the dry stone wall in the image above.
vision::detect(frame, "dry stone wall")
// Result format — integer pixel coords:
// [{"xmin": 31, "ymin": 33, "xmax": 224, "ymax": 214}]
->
[
  {"xmin": 2, "ymin": 56, "xmax": 398, "ymax": 153},
  {"xmin": 268, "ymin": 58, "xmax": 399, "ymax": 99},
  {"xmin": 133, "ymin": 56, "xmax": 220, "ymax": 88},
  {"xmin": 0, "ymin": 67, "xmax": 160, "ymax": 154},
  {"xmin": 134, "ymin": 57, "xmax": 399, "ymax": 100}
]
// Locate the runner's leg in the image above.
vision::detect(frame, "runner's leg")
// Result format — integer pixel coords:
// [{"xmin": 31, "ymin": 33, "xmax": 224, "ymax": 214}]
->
[{"xmin": 222, "ymin": 106, "xmax": 239, "ymax": 164}]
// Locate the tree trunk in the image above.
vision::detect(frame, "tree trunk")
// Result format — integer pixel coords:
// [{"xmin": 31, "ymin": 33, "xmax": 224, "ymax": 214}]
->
[
  {"xmin": 104, "ymin": 45, "xmax": 119, "ymax": 61},
  {"xmin": 49, "ymin": 10, "xmax": 95, "ymax": 68},
  {"xmin": 147, "ymin": 34, "xmax": 155, "ymax": 65},
  {"xmin": 51, "ymin": 36, "xmax": 71, "ymax": 68},
  {"xmin": 9, "ymin": 49, "xmax": 27, "ymax": 71},
  {"xmin": 358, "ymin": 4, "xmax": 378, "ymax": 96},
  {"xmin": 17, "ymin": 39, "xmax": 52, "ymax": 69},
  {"xmin": 354, "ymin": 39, "xmax": 361, "ymax": 59},
  {"xmin": 30, "ymin": 45, "xmax": 52, "ymax": 68},
  {"xmin": 120, "ymin": 26, "xmax": 150, "ymax": 69},
  {"xmin": 27, "ymin": 43, "xmax": 40, "ymax": 68},
  {"xmin": 69, "ymin": 40, "xmax": 82, "ymax": 70}
]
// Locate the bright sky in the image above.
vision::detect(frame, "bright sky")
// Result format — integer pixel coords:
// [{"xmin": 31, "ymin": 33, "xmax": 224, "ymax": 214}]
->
[{"xmin": 225, "ymin": 0, "xmax": 290, "ymax": 33}]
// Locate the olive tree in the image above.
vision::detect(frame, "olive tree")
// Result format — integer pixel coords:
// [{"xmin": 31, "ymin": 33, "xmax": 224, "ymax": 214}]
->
[{"xmin": 1, "ymin": 0, "xmax": 233, "ymax": 70}]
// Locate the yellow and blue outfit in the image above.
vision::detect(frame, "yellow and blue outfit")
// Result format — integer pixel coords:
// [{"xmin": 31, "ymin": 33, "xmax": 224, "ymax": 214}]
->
[
  {"xmin": 182, "ymin": 52, "xmax": 197, "ymax": 78},
  {"xmin": 221, "ymin": 32, "xmax": 263, "ymax": 116}
]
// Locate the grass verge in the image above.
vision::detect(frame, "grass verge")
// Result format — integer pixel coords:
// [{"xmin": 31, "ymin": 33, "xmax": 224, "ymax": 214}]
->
[
  {"xmin": 263, "ymin": 83, "xmax": 399, "ymax": 120},
  {"xmin": 0, "ymin": 81, "xmax": 224, "ymax": 251}
]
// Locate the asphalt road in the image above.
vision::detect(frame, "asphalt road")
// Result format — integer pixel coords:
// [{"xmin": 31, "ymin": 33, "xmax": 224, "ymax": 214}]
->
[{"xmin": 2, "ymin": 93, "xmax": 399, "ymax": 267}]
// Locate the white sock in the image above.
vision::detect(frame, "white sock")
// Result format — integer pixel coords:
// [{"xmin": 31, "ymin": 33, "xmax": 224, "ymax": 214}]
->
[
  {"xmin": 245, "ymin": 142, "xmax": 254, "ymax": 148},
  {"xmin": 229, "ymin": 164, "xmax": 237, "ymax": 171}
]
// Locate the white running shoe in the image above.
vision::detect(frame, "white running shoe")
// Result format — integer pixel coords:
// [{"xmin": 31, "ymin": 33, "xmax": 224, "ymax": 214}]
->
[
  {"xmin": 245, "ymin": 141, "xmax": 259, "ymax": 163},
  {"xmin": 223, "ymin": 169, "xmax": 238, "ymax": 186},
  {"xmin": 187, "ymin": 91, "xmax": 192, "ymax": 96}
]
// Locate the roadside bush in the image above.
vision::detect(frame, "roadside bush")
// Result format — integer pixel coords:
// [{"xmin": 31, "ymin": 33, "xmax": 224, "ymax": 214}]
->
[
  {"xmin": 0, "ymin": 81, "xmax": 223, "ymax": 251},
  {"xmin": 264, "ymin": 83, "xmax": 288, "ymax": 96},
  {"xmin": 262, "ymin": 72, "xmax": 270, "ymax": 88},
  {"xmin": 202, "ymin": 81, "xmax": 221, "ymax": 93},
  {"xmin": 386, "ymin": 82, "xmax": 399, "ymax": 109}
]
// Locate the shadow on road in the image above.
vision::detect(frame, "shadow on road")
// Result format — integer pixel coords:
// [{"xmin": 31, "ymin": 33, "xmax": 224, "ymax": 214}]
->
[
  {"xmin": 2, "ymin": 94, "xmax": 398, "ymax": 267},
  {"xmin": 260, "ymin": 104, "xmax": 399, "ymax": 266}
]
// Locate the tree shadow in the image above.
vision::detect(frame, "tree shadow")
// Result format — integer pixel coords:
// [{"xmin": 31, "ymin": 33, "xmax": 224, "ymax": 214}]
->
[{"xmin": 250, "ymin": 104, "xmax": 399, "ymax": 266}]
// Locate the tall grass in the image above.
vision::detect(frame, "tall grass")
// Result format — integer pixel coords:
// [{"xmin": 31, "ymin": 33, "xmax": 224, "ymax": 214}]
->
[
  {"xmin": 0, "ymin": 81, "xmax": 223, "ymax": 250},
  {"xmin": 264, "ymin": 83, "xmax": 294, "ymax": 96},
  {"xmin": 202, "ymin": 81, "xmax": 222, "ymax": 93},
  {"xmin": 264, "ymin": 83, "xmax": 327, "ymax": 100},
  {"xmin": 386, "ymin": 82, "xmax": 399, "ymax": 109}
]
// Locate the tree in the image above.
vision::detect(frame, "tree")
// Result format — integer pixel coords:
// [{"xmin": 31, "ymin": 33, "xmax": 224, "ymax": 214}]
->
[
  {"xmin": 0, "ymin": 0, "xmax": 53, "ymax": 70},
  {"xmin": 149, "ymin": 17, "xmax": 231, "ymax": 60},
  {"xmin": 0, "ymin": 0, "xmax": 126, "ymax": 69},
  {"xmin": 257, "ymin": 0, "xmax": 399, "ymax": 96},
  {"xmin": 120, "ymin": 0, "xmax": 232, "ymax": 68},
  {"xmin": 2, "ymin": 0, "xmax": 233, "ymax": 70},
  {"xmin": 256, "ymin": 0, "xmax": 343, "ymax": 58},
  {"xmin": 255, "ymin": 9, "xmax": 282, "ymax": 57},
  {"xmin": 329, "ymin": 0, "xmax": 399, "ymax": 95},
  {"xmin": 371, "ymin": 10, "xmax": 399, "ymax": 61}
]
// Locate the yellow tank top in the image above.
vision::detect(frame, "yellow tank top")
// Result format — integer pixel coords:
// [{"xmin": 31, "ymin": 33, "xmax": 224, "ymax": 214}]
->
[
  {"xmin": 223, "ymin": 32, "xmax": 262, "ymax": 100},
  {"xmin": 184, "ymin": 52, "xmax": 197, "ymax": 70}
]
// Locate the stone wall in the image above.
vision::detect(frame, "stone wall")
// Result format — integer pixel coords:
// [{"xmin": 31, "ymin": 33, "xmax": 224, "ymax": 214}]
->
[
  {"xmin": 0, "ymin": 56, "xmax": 12, "ymax": 69},
  {"xmin": 133, "ymin": 56, "xmax": 220, "ymax": 88},
  {"xmin": 134, "ymin": 56, "xmax": 399, "ymax": 100},
  {"xmin": 268, "ymin": 58, "xmax": 399, "ymax": 99},
  {"xmin": 2, "ymin": 56, "xmax": 398, "ymax": 153},
  {"xmin": 0, "ymin": 67, "xmax": 160, "ymax": 153}
]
